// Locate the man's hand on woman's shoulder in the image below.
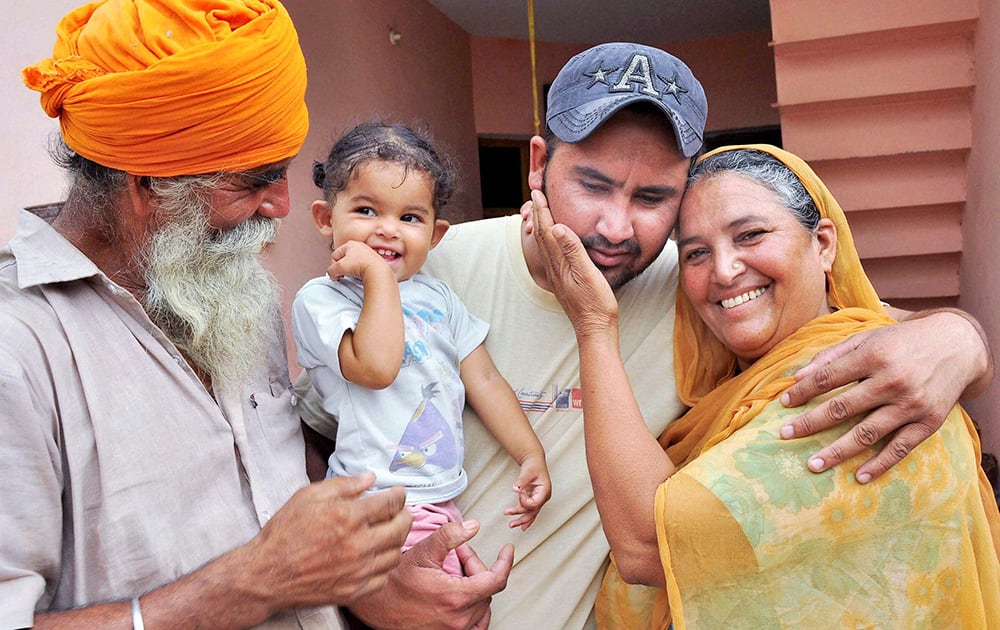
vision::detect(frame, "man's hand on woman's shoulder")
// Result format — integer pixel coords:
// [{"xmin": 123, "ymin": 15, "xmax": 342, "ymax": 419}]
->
[{"xmin": 779, "ymin": 308, "xmax": 992, "ymax": 483}]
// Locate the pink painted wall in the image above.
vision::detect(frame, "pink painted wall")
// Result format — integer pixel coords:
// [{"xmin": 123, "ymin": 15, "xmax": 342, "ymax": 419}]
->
[
  {"xmin": 960, "ymin": 0, "xmax": 1000, "ymax": 457},
  {"xmin": 2, "ymin": 0, "xmax": 84, "ymax": 246},
  {"xmin": 273, "ymin": 0, "xmax": 480, "ymax": 375},
  {"xmin": 471, "ymin": 37, "xmax": 583, "ymax": 137},
  {"xmin": 471, "ymin": 31, "xmax": 779, "ymax": 138},
  {"xmin": 668, "ymin": 31, "xmax": 780, "ymax": 132},
  {"xmin": 770, "ymin": 0, "xmax": 999, "ymax": 455}
]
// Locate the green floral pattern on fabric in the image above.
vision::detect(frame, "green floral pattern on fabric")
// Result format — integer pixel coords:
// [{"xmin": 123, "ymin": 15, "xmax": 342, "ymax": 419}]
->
[
  {"xmin": 732, "ymin": 428, "xmax": 834, "ymax": 511},
  {"xmin": 666, "ymin": 395, "xmax": 993, "ymax": 628}
]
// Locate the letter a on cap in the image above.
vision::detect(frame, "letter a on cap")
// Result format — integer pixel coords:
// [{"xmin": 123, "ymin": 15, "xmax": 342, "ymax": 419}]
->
[{"xmin": 610, "ymin": 54, "xmax": 659, "ymax": 97}]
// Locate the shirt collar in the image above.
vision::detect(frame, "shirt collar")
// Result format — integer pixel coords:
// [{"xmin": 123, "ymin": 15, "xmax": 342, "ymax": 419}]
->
[{"xmin": 9, "ymin": 209, "xmax": 105, "ymax": 289}]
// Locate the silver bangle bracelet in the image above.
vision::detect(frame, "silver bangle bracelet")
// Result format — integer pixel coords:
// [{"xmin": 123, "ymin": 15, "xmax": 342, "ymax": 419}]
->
[{"xmin": 131, "ymin": 596, "xmax": 145, "ymax": 630}]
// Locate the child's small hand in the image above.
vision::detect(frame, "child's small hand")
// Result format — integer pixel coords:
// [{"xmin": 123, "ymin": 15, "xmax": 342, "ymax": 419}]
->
[
  {"xmin": 327, "ymin": 241, "xmax": 390, "ymax": 282},
  {"xmin": 504, "ymin": 453, "xmax": 551, "ymax": 530}
]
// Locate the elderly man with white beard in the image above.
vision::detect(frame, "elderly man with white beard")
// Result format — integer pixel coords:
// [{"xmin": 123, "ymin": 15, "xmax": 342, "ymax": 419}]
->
[{"xmin": 0, "ymin": 1, "xmax": 467, "ymax": 629}]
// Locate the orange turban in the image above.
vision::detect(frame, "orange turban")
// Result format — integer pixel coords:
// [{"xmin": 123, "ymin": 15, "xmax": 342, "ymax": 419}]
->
[{"xmin": 22, "ymin": 0, "xmax": 309, "ymax": 177}]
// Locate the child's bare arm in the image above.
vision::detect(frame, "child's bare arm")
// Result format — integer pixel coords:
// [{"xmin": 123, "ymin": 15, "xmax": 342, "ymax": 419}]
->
[
  {"xmin": 331, "ymin": 241, "xmax": 405, "ymax": 389},
  {"xmin": 461, "ymin": 344, "xmax": 543, "ymax": 464},
  {"xmin": 461, "ymin": 344, "xmax": 551, "ymax": 528}
]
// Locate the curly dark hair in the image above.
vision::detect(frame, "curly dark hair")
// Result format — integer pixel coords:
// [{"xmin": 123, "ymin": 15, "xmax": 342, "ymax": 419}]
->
[{"xmin": 312, "ymin": 121, "xmax": 458, "ymax": 215}]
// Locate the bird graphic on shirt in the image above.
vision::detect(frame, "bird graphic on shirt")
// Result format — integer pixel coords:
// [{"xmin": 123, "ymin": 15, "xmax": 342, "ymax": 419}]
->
[{"xmin": 388, "ymin": 382, "xmax": 458, "ymax": 473}]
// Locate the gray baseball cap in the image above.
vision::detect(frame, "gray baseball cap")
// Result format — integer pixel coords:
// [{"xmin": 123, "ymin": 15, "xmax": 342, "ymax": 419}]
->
[{"xmin": 546, "ymin": 42, "xmax": 707, "ymax": 157}]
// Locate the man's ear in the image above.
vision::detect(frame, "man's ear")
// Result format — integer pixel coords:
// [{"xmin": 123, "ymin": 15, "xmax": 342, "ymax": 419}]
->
[
  {"xmin": 430, "ymin": 219, "xmax": 450, "ymax": 248},
  {"xmin": 126, "ymin": 174, "xmax": 156, "ymax": 223},
  {"xmin": 528, "ymin": 135, "xmax": 548, "ymax": 191},
  {"xmin": 311, "ymin": 200, "xmax": 334, "ymax": 238},
  {"xmin": 815, "ymin": 217, "xmax": 838, "ymax": 273}
]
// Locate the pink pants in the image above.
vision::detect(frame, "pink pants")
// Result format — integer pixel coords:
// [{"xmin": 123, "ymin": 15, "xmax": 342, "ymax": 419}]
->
[{"xmin": 403, "ymin": 500, "xmax": 464, "ymax": 576}]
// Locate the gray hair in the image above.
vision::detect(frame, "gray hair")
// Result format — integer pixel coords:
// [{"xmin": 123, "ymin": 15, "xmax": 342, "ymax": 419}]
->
[
  {"xmin": 52, "ymin": 137, "xmax": 225, "ymax": 239},
  {"xmin": 688, "ymin": 148, "xmax": 820, "ymax": 231},
  {"xmin": 50, "ymin": 137, "xmax": 129, "ymax": 241}
]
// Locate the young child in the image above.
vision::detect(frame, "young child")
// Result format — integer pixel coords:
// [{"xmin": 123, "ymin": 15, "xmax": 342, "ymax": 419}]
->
[{"xmin": 292, "ymin": 121, "xmax": 551, "ymax": 575}]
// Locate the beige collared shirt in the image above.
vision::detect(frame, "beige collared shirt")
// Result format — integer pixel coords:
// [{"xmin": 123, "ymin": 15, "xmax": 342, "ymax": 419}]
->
[{"xmin": 0, "ymin": 210, "xmax": 342, "ymax": 629}]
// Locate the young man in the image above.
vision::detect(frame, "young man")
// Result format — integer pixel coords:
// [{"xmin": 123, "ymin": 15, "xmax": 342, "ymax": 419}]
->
[{"xmin": 300, "ymin": 42, "xmax": 993, "ymax": 629}]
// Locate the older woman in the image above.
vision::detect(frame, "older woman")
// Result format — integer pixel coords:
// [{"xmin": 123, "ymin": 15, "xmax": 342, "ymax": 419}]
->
[{"xmin": 530, "ymin": 145, "xmax": 1000, "ymax": 629}]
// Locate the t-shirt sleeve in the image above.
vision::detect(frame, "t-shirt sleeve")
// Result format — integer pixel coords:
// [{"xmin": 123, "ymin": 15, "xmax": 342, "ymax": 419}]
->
[
  {"xmin": 291, "ymin": 368, "xmax": 339, "ymax": 441},
  {"xmin": 435, "ymin": 278, "xmax": 489, "ymax": 360},
  {"xmin": 291, "ymin": 278, "xmax": 361, "ymax": 377}
]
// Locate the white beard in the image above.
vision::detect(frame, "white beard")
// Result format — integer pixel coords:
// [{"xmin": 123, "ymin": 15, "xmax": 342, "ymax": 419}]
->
[{"xmin": 143, "ymin": 199, "xmax": 281, "ymax": 388}]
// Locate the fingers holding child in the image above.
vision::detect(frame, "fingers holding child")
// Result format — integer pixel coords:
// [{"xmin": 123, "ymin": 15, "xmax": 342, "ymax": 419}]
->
[
  {"xmin": 349, "ymin": 520, "xmax": 514, "ymax": 630},
  {"xmin": 248, "ymin": 472, "xmax": 412, "ymax": 609}
]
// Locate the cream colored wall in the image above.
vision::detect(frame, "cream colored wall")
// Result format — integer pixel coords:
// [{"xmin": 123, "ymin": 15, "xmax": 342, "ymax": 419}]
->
[
  {"xmin": 960, "ymin": 0, "xmax": 1000, "ymax": 457},
  {"xmin": 2, "ymin": 0, "xmax": 83, "ymax": 245}
]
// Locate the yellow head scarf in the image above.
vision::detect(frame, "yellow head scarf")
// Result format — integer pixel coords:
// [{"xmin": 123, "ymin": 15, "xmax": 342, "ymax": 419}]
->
[
  {"xmin": 673, "ymin": 144, "xmax": 884, "ymax": 409},
  {"xmin": 22, "ymin": 0, "xmax": 308, "ymax": 177}
]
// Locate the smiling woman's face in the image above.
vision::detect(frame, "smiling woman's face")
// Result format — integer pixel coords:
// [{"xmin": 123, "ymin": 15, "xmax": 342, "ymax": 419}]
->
[{"xmin": 676, "ymin": 172, "xmax": 837, "ymax": 368}]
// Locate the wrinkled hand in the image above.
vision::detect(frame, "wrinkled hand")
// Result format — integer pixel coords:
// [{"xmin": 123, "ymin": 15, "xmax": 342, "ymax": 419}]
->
[
  {"xmin": 529, "ymin": 190, "xmax": 619, "ymax": 338},
  {"xmin": 779, "ymin": 312, "xmax": 988, "ymax": 482},
  {"xmin": 505, "ymin": 454, "xmax": 552, "ymax": 530},
  {"xmin": 247, "ymin": 473, "xmax": 411, "ymax": 609},
  {"xmin": 349, "ymin": 520, "xmax": 514, "ymax": 630},
  {"xmin": 327, "ymin": 240, "xmax": 391, "ymax": 282}
]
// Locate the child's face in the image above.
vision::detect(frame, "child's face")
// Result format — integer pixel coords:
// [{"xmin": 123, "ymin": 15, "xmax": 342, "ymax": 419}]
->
[{"xmin": 313, "ymin": 160, "xmax": 449, "ymax": 282}]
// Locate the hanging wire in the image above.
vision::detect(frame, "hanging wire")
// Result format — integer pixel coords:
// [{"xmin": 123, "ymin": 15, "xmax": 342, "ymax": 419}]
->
[{"xmin": 527, "ymin": 0, "xmax": 540, "ymax": 136}]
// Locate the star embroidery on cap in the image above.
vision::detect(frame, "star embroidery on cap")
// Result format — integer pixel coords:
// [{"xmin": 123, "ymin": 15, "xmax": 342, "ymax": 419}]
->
[
  {"xmin": 659, "ymin": 72, "xmax": 689, "ymax": 104},
  {"xmin": 584, "ymin": 62, "xmax": 619, "ymax": 88}
]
